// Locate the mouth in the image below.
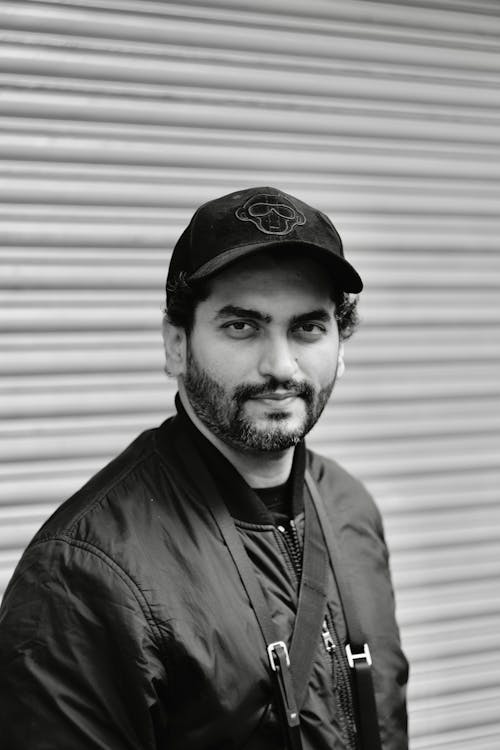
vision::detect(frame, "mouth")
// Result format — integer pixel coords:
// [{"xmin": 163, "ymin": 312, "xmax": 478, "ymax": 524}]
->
[{"xmin": 249, "ymin": 392, "xmax": 300, "ymax": 405}]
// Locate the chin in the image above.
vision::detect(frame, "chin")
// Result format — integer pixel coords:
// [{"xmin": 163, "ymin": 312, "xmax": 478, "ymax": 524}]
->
[
  {"xmin": 255, "ymin": 413, "xmax": 305, "ymax": 437},
  {"xmin": 238, "ymin": 404, "xmax": 309, "ymax": 448}
]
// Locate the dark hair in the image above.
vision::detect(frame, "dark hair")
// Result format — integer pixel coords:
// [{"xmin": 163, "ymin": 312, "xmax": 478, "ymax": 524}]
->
[{"xmin": 166, "ymin": 271, "xmax": 359, "ymax": 342}]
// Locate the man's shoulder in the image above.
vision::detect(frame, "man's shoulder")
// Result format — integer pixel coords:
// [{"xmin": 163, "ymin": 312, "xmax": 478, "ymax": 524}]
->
[
  {"xmin": 2, "ymin": 415, "xmax": 199, "ymax": 611},
  {"xmin": 306, "ymin": 447, "xmax": 369, "ymax": 495},
  {"xmin": 31, "ymin": 416, "xmax": 181, "ymax": 545},
  {"xmin": 306, "ymin": 448, "xmax": 381, "ymax": 527}
]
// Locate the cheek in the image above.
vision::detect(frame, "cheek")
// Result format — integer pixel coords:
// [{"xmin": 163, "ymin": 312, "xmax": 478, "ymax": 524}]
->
[
  {"xmin": 319, "ymin": 361, "xmax": 338, "ymax": 388},
  {"xmin": 189, "ymin": 335, "xmax": 251, "ymax": 384},
  {"xmin": 298, "ymin": 346, "xmax": 338, "ymax": 383}
]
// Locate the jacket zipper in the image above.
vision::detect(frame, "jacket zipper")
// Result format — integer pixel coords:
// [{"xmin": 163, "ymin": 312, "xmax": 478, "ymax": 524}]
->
[
  {"xmin": 321, "ymin": 618, "xmax": 337, "ymax": 690},
  {"xmin": 277, "ymin": 520, "xmax": 302, "ymax": 584},
  {"xmin": 323, "ymin": 610, "xmax": 358, "ymax": 749},
  {"xmin": 276, "ymin": 520, "xmax": 358, "ymax": 750}
]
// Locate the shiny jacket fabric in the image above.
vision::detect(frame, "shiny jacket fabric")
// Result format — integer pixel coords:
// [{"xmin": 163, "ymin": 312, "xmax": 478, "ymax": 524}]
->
[{"xmin": 0, "ymin": 412, "xmax": 408, "ymax": 750}]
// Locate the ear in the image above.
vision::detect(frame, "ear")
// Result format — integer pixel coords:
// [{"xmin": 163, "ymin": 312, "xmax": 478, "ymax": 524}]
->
[
  {"xmin": 162, "ymin": 315, "xmax": 187, "ymax": 378},
  {"xmin": 337, "ymin": 343, "xmax": 345, "ymax": 379}
]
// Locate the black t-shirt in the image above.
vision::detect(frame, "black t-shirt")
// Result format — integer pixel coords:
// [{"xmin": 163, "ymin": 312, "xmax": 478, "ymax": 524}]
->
[{"xmin": 254, "ymin": 483, "xmax": 290, "ymax": 519}]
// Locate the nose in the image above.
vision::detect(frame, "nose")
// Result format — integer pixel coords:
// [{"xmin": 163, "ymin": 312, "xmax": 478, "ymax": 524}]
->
[{"xmin": 257, "ymin": 334, "xmax": 299, "ymax": 382}]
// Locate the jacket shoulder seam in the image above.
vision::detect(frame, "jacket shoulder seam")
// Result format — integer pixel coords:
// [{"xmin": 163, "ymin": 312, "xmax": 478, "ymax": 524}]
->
[
  {"xmin": 29, "ymin": 534, "xmax": 165, "ymax": 651},
  {"xmin": 66, "ymin": 444, "xmax": 156, "ymax": 535}
]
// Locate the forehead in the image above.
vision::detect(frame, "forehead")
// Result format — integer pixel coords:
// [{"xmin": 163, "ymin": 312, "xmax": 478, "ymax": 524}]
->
[{"xmin": 203, "ymin": 253, "xmax": 334, "ymax": 309}]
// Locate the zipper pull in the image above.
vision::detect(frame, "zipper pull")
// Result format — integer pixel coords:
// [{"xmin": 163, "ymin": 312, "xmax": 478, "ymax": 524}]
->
[
  {"xmin": 322, "ymin": 619, "xmax": 335, "ymax": 653},
  {"xmin": 322, "ymin": 619, "xmax": 338, "ymax": 691}
]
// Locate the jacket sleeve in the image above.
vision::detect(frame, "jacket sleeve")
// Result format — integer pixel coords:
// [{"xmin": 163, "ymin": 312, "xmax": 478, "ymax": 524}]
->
[{"xmin": 0, "ymin": 536, "xmax": 168, "ymax": 750}]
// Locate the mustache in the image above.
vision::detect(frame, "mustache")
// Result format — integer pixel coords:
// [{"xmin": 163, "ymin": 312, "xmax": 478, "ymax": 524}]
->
[{"xmin": 233, "ymin": 379, "xmax": 315, "ymax": 403}]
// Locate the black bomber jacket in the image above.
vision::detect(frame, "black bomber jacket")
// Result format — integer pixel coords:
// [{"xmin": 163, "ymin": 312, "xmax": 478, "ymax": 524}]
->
[{"xmin": 0, "ymin": 406, "xmax": 408, "ymax": 750}]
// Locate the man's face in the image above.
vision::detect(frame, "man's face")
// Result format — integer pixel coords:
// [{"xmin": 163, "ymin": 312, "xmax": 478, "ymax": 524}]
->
[{"xmin": 181, "ymin": 254, "xmax": 341, "ymax": 453}]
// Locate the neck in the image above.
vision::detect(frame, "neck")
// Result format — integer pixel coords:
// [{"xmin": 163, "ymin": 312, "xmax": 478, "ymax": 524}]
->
[{"xmin": 178, "ymin": 386, "xmax": 294, "ymax": 488}]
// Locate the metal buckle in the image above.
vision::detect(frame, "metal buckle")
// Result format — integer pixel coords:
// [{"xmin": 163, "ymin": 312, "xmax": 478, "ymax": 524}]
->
[
  {"xmin": 345, "ymin": 643, "xmax": 372, "ymax": 668},
  {"xmin": 267, "ymin": 641, "xmax": 290, "ymax": 672}
]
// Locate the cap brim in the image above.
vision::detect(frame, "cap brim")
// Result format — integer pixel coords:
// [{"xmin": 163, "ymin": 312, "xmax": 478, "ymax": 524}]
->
[{"xmin": 189, "ymin": 240, "xmax": 363, "ymax": 293}]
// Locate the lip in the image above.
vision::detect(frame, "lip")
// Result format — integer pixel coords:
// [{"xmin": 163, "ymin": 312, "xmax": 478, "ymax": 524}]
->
[{"xmin": 250, "ymin": 393, "xmax": 298, "ymax": 402}]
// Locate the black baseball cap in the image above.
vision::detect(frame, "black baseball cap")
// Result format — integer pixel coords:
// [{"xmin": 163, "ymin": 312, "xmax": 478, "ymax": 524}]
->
[{"xmin": 166, "ymin": 186, "xmax": 363, "ymax": 297}]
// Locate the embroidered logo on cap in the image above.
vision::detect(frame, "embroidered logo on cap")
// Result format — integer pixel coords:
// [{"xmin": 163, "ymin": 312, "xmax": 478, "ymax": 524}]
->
[{"xmin": 235, "ymin": 193, "xmax": 306, "ymax": 236}]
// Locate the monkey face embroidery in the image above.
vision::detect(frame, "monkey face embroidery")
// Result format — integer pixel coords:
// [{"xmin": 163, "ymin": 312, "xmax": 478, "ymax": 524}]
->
[{"xmin": 235, "ymin": 193, "xmax": 306, "ymax": 235}]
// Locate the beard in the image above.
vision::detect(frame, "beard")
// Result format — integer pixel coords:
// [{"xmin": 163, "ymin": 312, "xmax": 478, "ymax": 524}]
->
[{"xmin": 182, "ymin": 345, "xmax": 336, "ymax": 453}]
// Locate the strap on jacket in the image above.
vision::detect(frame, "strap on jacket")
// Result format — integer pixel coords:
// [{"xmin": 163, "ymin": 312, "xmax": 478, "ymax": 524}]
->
[
  {"xmin": 289, "ymin": 488, "xmax": 330, "ymax": 709},
  {"xmin": 204, "ymin": 482, "xmax": 329, "ymax": 749},
  {"xmin": 212, "ymin": 502, "xmax": 303, "ymax": 749},
  {"xmin": 174, "ymin": 425, "xmax": 381, "ymax": 749},
  {"xmin": 305, "ymin": 471, "xmax": 383, "ymax": 750},
  {"xmin": 175, "ymin": 427, "xmax": 330, "ymax": 750}
]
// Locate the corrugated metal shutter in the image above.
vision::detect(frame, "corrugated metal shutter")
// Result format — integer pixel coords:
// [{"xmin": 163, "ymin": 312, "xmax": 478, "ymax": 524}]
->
[{"xmin": 1, "ymin": 1, "xmax": 499, "ymax": 747}]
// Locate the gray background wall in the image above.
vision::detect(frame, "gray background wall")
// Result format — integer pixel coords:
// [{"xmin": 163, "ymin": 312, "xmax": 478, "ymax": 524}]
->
[{"xmin": 1, "ymin": 1, "xmax": 500, "ymax": 747}]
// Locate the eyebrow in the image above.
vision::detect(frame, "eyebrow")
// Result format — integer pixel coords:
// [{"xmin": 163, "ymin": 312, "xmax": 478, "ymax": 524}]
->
[
  {"xmin": 215, "ymin": 305, "xmax": 271, "ymax": 323},
  {"xmin": 290, "ymin": 309, "xmax": 333, "ymax": 326},
  {"xmin": 214, "ymin": 305, "xmax": 333, "ymax": 325}
]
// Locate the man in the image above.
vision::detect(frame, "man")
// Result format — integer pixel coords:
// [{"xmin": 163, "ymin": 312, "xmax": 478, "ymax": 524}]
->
[{"xmin": 0, "ymin": 187, "xmax": 408, "ymax": 749}]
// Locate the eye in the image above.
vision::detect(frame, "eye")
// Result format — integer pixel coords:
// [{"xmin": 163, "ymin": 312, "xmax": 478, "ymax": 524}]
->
[
  {"xmin": 293, "ymin": 322, "xmax": 326, "ymax": 341},
  {"xmin": 221, "ymin": 321, "xmax": 258, "ymax": 339}
]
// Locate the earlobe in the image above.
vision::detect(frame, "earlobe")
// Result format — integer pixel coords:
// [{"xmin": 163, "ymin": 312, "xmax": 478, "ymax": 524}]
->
[
  {"xmin": 337, "ymin": 344, "xmax": 345, "ymax": 378},
  {"xmin": 162, "ymin": 315, "xmax": 187, "ymax": 378}
]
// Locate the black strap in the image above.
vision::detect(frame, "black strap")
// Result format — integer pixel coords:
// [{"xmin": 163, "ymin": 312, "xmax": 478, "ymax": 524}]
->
[
  {"xmin": 207, "ymin": 482, "xmax": 331, "ymax": 750},
  {"xmin": 175, "ymin": 429, "xmax": 328, "ymax": 750},
  {"xmin": 305, "ymin": 471, "xmax": 382, "ymax": 750},
  {"xmin": 289, "ymin": 488, "xmax": 329, "ymax": 708},
  {"xmin": 174, "ymin": 425, "xmax": 381, "ymax": 748},
  {"xmin": 210, "ymin": 499, "xmax": 302, "ymax": 749}
]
